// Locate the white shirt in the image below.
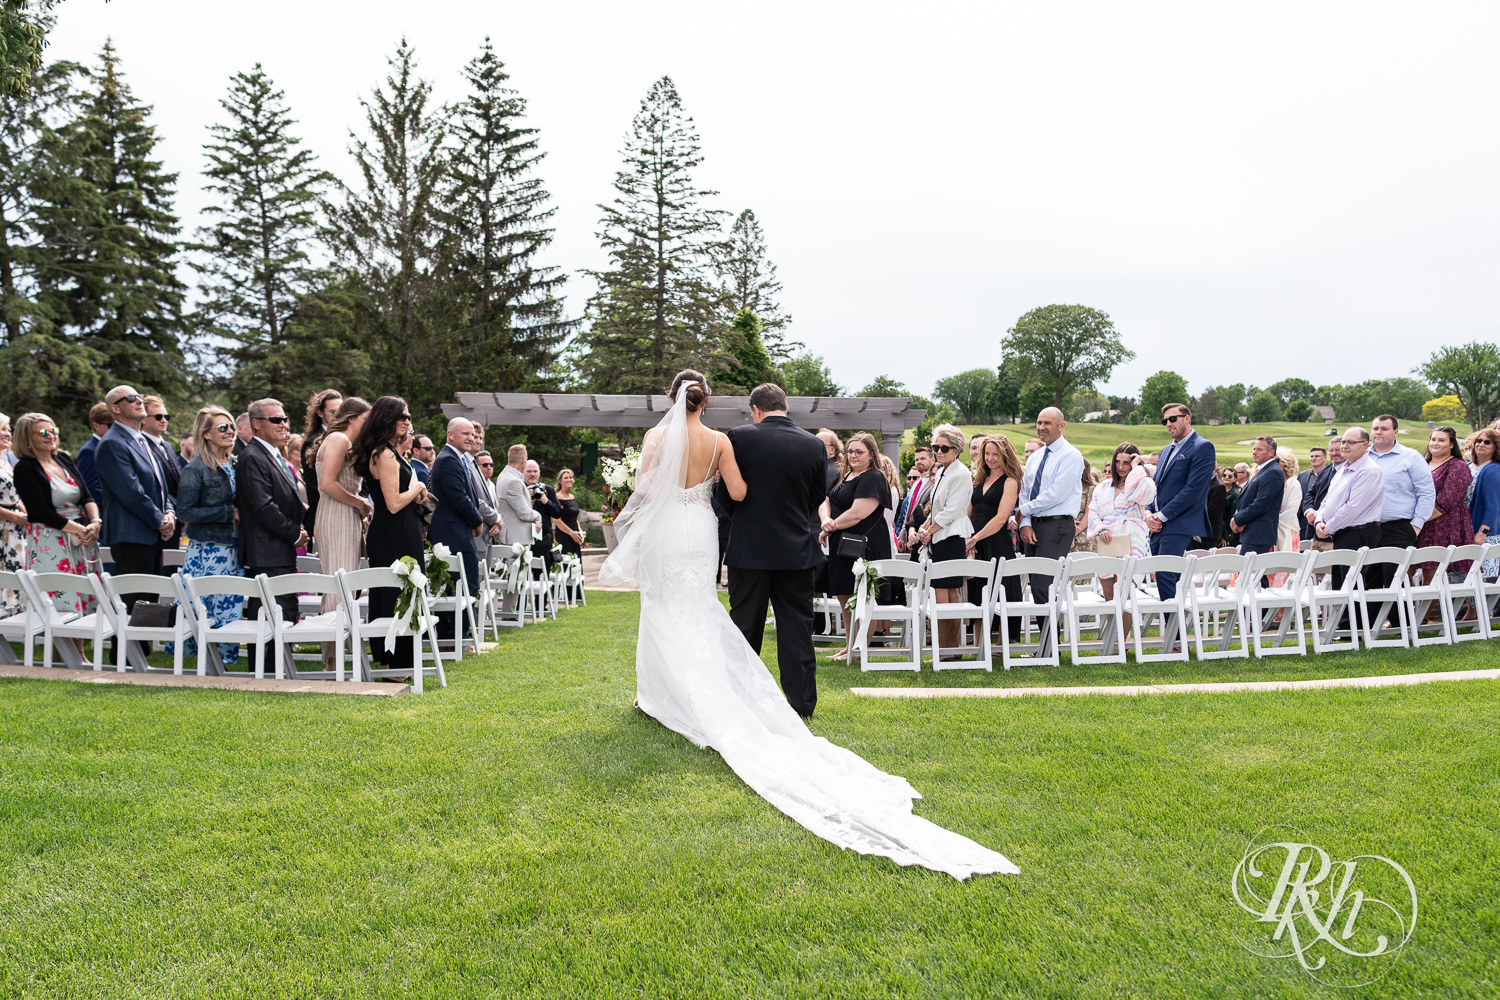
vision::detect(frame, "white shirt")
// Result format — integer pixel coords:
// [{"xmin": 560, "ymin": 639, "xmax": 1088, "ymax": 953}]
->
[{"xmin": 1018, "ymin": 436, "xmax": 1085, "ymax": 527}]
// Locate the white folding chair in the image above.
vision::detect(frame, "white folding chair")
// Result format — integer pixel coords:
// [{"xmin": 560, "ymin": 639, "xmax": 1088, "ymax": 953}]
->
[
  {"xmin": 562, "ymin": 554, "xmax": 586, "ymax": 607},
  {"xmin": 491, "ymin": 549, "xmax": 530, "ymax": 629},
  {"xmin": 161, "ymin": 547, "xmax": 186, "ymax": 569},
  {"xmin": 294, "ymin": 554, "xmax": 327, "ymax": 618},
  {"xmin": 102, "ymin": 572, "xmax": 194, "ymax": 674},
  {"xmin": 1442, "ymin": 544, "xmax": 1489, "ymax": 642},
  {"xmin": 1480, "ymin": 543, "xmax": 1500, "ymax": 636},
  {"xmin": 258, "ymin": 573, "xmax": 352, "ymax": 680},
  {"xmin": 1058, "ymin": 556, "xmax": 1127, "ymax": 665},
  {"xmin": 185, "ymin": 574, "xmax": 273, "ymax": 678},
  {"xmin": 812, "ymin": 594, "xmax": 846, "ymax": 645},
  {"xmin": 851, "ymin": 559, "xmax": 926, "ymax": 671},
  {"xmin": 1186, "ymin": 553, "xmax": 1251, "ymax": 660},
  {"xmin": 20, "ymin": 571, "xmax": 119, "ymax": 671},
  {"xmin": 1354, "ymin": 547, "xmax": 1414, "ymax": 649},
  {"xmin": 0, "ymin": 569, "xmax": 44, "ymax": 666},
  {"xmin": 475, "ymin": 558, "xmax": 501, "ymax": 641},
  {"xmin": 1300, "ymin": 548, "xmax": 1365, "ymax": 654},
  {"xmin": 1242, "ymin": 552, "xmax": 1314, "ymax": 657},
  {"xmin": 994, "ymin": 556, "xmax": 1063, "ymax": 670},
  {"xmin": 1120, "ymin": 555, "xmax": 1191, "ymax": 663},
  {"xmin": 522, "ymin": 557, "xmax": 557, "ymax": 623},
  {"xmin": 427, "ymin": 553, "xmax": 480, "ymax": 661},
  {"xmin": 337, "ymin": 567, "xmax": 445, "ymax": 693},
  {"xmin": 1402, "ymin": 545, "xmax": 1454, "ymax": 647},
  {"xmin": 924, "ymin": 558, "xmax": 996, "ymax": 669}
]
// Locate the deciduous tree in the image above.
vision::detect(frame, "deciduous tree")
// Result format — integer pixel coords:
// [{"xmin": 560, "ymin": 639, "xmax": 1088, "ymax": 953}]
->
[
  {"xmin": 1138, "ymin": 370, "xmax": 1189, "ymax": 420},
  {"xmin": 934, "ymin": 368, "xmax": 996, "ymax": 422},
  {"xmin": 1419, "ymin": 342, "xmax": 1500, "ymax": 430},
  {"xmin": 1001, "ymin": 304, "xmax": 1134, "ymax": 410}
]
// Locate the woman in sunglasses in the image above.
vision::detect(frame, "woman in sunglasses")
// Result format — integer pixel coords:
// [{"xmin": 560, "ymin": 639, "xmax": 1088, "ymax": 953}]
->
[
  {"xmin": 916, "ymin": 424, "xmax": 974, "ymax": 651},
  {"xmin": 12, "ymin": 412, "xmax": 101, "ymax": 617},
  {"xmin": 0, "ymin": 412, "xmax": 26, "ymax": 616},
  {"xmin": 176, "ymin": 406, "xmax": 246, "ymax": 664}
]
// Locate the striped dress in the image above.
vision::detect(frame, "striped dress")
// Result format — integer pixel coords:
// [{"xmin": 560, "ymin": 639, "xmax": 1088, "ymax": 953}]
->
[{"xmin": 315, "ymin": 450, "xmax": 365, "ymax": 615}]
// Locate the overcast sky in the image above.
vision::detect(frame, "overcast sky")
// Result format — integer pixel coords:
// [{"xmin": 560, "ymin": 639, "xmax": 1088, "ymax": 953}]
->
[{"xmin": 48, "ymin": 1, "xmax": 1499, "ymax": 401}]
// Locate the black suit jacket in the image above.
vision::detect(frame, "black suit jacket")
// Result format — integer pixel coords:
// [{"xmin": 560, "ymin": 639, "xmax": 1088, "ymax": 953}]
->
[
  {"xmin": 1297, "ymin": 465, "xmax": 1334, "ymax": 540},
  {"xmin": 236, "ymin": 439, "xmax": 305, "ymax": 569},
  {"xmin": 146, "ymin": 435, "xmax": 183, "ymax": 547},
  {"xmin": 714, "ymin": 415, "xmax": 826, "ymax": 571},
  {"xmin": 1203, "ymin": 478, "xmax": 1227, "ymax": 544}
]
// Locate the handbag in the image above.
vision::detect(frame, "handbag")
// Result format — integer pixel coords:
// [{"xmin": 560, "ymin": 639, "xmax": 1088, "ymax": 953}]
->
[
  {"xmin": 128, "ymin": 602, "xmax": 176, "ymax": 627},
  {"xmin": 835, "ymin": 533, "xmax": 868, "ymax": 559},
  {"xmin": 1096, "ymin": 530, "xmax": 1131, "ymax": 558}
]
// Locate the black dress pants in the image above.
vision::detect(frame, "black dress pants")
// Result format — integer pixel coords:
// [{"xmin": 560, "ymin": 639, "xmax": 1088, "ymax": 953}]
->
[
  {"xmin": 110, "ymin": 540, "xmax": 165, "ymax": 613},
  {"xmin": 1331, "ymin": 521, "xmax": 1382, "ymax": 628},
  {"xmin": 1366, "ymin": 520, "xmax": 1418, "ymax": 624},
  {"xmin": 727, "ymin": 566, "xmax": 817, "ymax": 718}
]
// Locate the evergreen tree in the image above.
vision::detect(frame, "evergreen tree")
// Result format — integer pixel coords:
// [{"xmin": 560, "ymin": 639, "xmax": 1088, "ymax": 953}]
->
[
  {"xmin": 0, "ymin": 0, "xmax": 60, "ymax": 96},
  {"xmin": 29, "ymin": 40, "xmax": 188, "ymax": 402},
  {"xmin": 431, "ymin": 39, "xmax": 572, "ymax": 396},
  {"xmin": 577, "ymin": 76, "xmax": 727, "ymax": 395},
  {"xmin": 190, "ymin": 64, "xmax": 340, "ymax": 404},
  {"xmin": 325, "ymin": 37, "xmax": 446, "ymax": 415},
  {"xmin": 716, "ymin": 308, "xmax": 778, "ymax": 392},
  {"xmin": 716, "ymin": 208, "xmax": 797, "ymax": 360}
]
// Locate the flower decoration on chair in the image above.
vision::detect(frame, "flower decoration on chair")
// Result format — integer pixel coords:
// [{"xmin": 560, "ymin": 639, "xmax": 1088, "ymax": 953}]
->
[
  {"xmin": 386, "ymin": 555, "xmax": 439, "ymax": 652},
  {"xmin": 599, "ymin": 447, "xmax": 641, "ymax": 519},
  {"xmin": 505, "ymin": 542, "xmax": 530, "ymax": 594},
  {"xmin": 424, "ymin": 542, "xmax": 455, "ymax": 597},
  {"xmin": 845, "ymin": 558, "xmax": 886, "ymax": 612}
]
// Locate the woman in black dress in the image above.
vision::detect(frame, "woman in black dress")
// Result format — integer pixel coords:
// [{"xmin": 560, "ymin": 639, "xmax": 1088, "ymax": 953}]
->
[
  {"xmin": 817, "ymin": 432, "xmax": 891, "ymax": 661},
  {"xmin": 966, "ymin": 435, "xmax": 1025, "ymax": 639},
  {"xmin": 554, "ymin": 469, "xmax": 584, "ymax": 557},
  {"xmin": 351, "ymin": 396, "xmax": 428, "ymax": 669}
]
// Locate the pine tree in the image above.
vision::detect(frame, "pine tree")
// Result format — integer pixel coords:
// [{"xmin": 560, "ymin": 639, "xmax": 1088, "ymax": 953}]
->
[
  {"xmin": 717, "ymin": 208, "xmax": 797, "ymax": 360},
  {"xmin": 431, "ymin": 39, "xmax": 572, "ymax": 395},
  {"xmin": 715, "ymin": 308, "xmax": 778, "ymax": 393},
  {"xmin": 577, "ymin": 76, "xmax": 727, "ymax": 396},
  {"xmin": 325, "ymin": 37, "xmax": 446, "ymax": 413},
  {"xmin": 189, "ymin": 64, "xmax": 340, "ymax": 405},
  {"xmin": 31, "ymin": 39, "xmax": 187, "ymax": 399}
]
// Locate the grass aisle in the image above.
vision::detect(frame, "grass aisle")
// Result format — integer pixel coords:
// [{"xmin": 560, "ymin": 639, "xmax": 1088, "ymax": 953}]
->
[{"xmin": 1, "ymin": 592, "xmax": 1497, "ymax": 998}]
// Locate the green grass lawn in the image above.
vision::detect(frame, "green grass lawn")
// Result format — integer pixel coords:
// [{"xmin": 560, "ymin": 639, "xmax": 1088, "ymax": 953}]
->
[{"xmin": 3, "ymin": 591, "xmax": 1497, "ymax": 998}]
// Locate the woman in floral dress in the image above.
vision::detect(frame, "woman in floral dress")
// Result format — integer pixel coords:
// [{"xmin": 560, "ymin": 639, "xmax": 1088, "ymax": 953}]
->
[
  {"xmin": 175, "ymin": 407, "xmax": 244, "ymax": 664},
  {"xmin": 0, "ymin": 413, "xmax": 28, "ymax": 615},
  {"xmin": 1414, "ymin": 426, "xmax": 1472, "ymax": 586},
  {"xmin": 12, "ymin": 412, "xmax": 101, "ymax": 614}
]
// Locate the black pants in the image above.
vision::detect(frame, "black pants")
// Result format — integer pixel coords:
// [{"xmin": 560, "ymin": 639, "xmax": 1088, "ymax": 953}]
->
[
  {"xmin": 1330, "ymin": 521, "xmax": 1382, "ymax": 628},
  {"xmin": 1021, "ymin": 516, "xmax": 1073, "ymax": 603},
  {"xmin": 244, "ymin": 563, "xmax": 297, "ymax": 670},
  {"xmin": 439, "ymin": 547, "xmax": 480, "ymax": 641},
  {"xmin": 110, "ymin": 540, "xmax": 165, "ymax": 613},
  {"xmin": 727, "ymin": 566, "xmax": 817, "ymax": 718},
  {"xmin": 1367, "ymin": 520, "xmax": 1417, "ymax": 624}
]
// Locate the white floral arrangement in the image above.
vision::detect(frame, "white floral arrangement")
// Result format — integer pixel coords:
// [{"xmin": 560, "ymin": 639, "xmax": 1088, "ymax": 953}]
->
[
  {"xmin": 599, "ymin": 446, "xmax": 641, "ymax": 521},
  {"xmin": 504, "ymin": 542, "xmax": 530, "ymax": 594},
  {"xmin": 385, "ymin": 555, "xmax": 437, "ymax": 652},
  {"xmin": 845, "ymin": 558, "xmax": 885, "ymax": 612}
]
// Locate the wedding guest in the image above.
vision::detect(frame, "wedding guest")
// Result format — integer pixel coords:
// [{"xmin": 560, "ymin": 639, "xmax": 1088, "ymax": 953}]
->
[
  {"xmin": 968, "ymin": 432, "xmax": 985, "ymax": 471},
  {"xmin": 237, "ymin": 397, "xmax": 309, "ymax": 665},
  {"xmin": 13, "ymin": 412, "xmax": 100, "ymax": 613},
  {"xmin": 473, "ymin": 450, "xmax": 504, "ymax": 567},
  {"xmin": 75, "ymin": 402, "xmax": 112, "ymax": 503},
  {"xmin": 95, "ymin": 386, "xmax": 175, "ymax": 604},
  {"xmin": 1234, "ymin": 464, "xmax": 1250, "ymax": 486},
  {"xmin": 1298, "ymin": 447, "xmax": 1334, "ymax": 548},
  {"xmin": 816, "ymin": 429, "xmax": 843, "ymax": 496},
  {"xmin": 411, "ymin": 435, "xmax": 435, "ymax": 487},
  {"xmin": 177, "ymin": 435, "xmax": 194, "ymax": 469},
  {"xmin": 554, "ymin": 469, "xmax": 584, "ymax": 557},
  {"xmin": 1221, "ymin": 467, "xmax": 1241, "ymax": 546},
  {"xmin": 1308, "ymin": 428, "xmax": 1384, "ymax": 593},
  {"xmin": 896, "ymin": 445, "xmax": 933, "ymax": 552},
  {"xmin": 1017, "ymin": 409, "xmax": 1083, "ymax": 602},
  {"xmin": 1366, "ymin": 414, "xmax": 1436, "ymax": 624},
  {"xmin": 966, "ymin": 434, "xmax": 1023, "ymax": 637},
  {"xmin": 1196, "ymin": 466, "xmax": 1227, "ymax": 550},
  {"xmin": 314, "ymin": 397, "xmax": 373, "ymax": 667},
  {"xmin": 1275, "ymin": 446, "xmax": 1302, "ymax": 555},
  {"xmin": 1023, "ymin": 438, "xmax": 1042, "ymax": 460},
  {"xmin": 430, "ymin": 418, "xmax": 485, "ymax": 642},
  {"xmin": 175, "ymin": 407, "xmax": 245, "ymax": 665},
  {"xmin": 299, "ymin": 389, "xmax": 342, "ymax": 533},
  {"xmin": 525, "ymin": 459, "xmax": 563, "ymax": 565},
  {"xmin": 496, "ymin": 445, "xmax": 541, "ymax": 547},
  {"xmin": 0, "ymin": 413, "xmax": 25, "ymax": 616},
  {"xmin": 915, "ymin": 424, "xmax": 974, "ymax": 651},
  {"xmin": 1413, "ymin": 425, "xmax": 1473, "ymax": 588},
  {"xmin": 877, "ymin": 454, "xmax": 901, "ymax": 551},
  {"xmin": 818, "ymin": 432, "xmax": 892, "ymax": 660},
  {"xmin": 1086, "ymin": 444, "xmax": 1155, "ymax": 637},
  {"xmin": 1465, "ymin": 430, "xmax": 1500, "ymax": 583},
  {"xmin": 1071, "ymin": 459, "xmax": 1099, "ymax": 553},
  {"xmin": 353, "ymin": 396, "xmax": 428, "ymax": 669},
  {"xmin": 234, "ymin": 413, "xmax": 252, "ymax": 455},
  {"xmin": 140, "ymin": 396, "xmax": 182, "ymax": 550},
  {"xmin": 1228, "ymin": 437, "xmax": 1283, "ymax": 557}
]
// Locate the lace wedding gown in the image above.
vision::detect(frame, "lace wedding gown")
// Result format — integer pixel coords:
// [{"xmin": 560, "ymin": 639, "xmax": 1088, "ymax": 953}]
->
[{"xmin": 601, "ymin": 390, "xmax": 1018, "ymax": 880}]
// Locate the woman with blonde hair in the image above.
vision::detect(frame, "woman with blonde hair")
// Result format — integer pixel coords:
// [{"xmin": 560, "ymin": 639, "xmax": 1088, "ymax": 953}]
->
[
  {"xmin": 175, "ymin": 406, "xmax": 246, "ymax": 663},
  {"xmin": 13, "ymin": 412, "xmax": 100, "ymax": 616},
  {"xmin": 965, "ymin": 434, "xmax": 1024, "ymax": 638},
  {"xmin": 915, "ymin": 423, "xmax": 973, "ymax": 653},
  {"xmin": 877, "ymin": 453, "xmax": 901, "ymax": 550},
  {"xmin": 818, "ymin": 431, "xmax": 892, "ymax": 660},
  {"xmin": 1275, "ymin": 446, "xmax": 1302, "ymax": 555}
]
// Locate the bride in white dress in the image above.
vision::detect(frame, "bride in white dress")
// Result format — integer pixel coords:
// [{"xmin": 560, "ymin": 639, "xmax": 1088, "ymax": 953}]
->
[{"xmin": 600, "ymin": 373, "xmax": 1018, "ymax": 880}]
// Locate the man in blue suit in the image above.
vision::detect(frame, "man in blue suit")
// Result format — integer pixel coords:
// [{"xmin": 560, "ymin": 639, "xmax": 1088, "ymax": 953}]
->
[
  {"xmin": 93, "ymin": 386, "xmax": 175, "ymax": 613},
  {"xmin": 1145, "ymin": 402, "xmax": 1217, "ymax": 599},
  {"xmin": 429, "ymin": 418, "xmax": 484, "ymax": 641},
  {"xmin": 75, "ymin": 402, "xmax": 113, "ymax": 508},
  {"xmin": 1229, "ymin": 436, "xmax": 1285, "ymax": 558}
]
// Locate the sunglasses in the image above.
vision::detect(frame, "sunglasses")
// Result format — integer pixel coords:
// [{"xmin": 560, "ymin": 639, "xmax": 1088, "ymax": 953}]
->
[
  {"xmin": 479, "ymin": 462, "xmax": 494, "ymax": 469},
  {"xmin": 254, "ymin": 415, "xmax": 290, "ymax": 425},
  {"xmin": 398, "ymin": 413, "xmax": 412, "ymax": 422},
  {"xmin": 114, "ymin": 393, "xmax": 144, "ymax": 405},
  {"xmin": 35, "ymin": 428, "xmax": 58, "ymax": 438},
  {"xmin": 931, "ymin": 445, "xmax": 955, "ymax": 454},
  {"xmin": 907, "ymin": 475, "xmax": 920, "ymax": 481},
  {"xmin": 148, "ymin": 413, "xmax": 170, "ymax": 421},
  {"xmin": 1162, "ymin": 414, "xmax": 1184, "ymax": 425},
  {"xmin": 212, "ymin": 422, "xmax": 234, "ymax": 433}
]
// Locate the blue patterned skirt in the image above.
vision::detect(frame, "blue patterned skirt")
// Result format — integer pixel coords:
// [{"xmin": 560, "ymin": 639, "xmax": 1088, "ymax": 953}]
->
[{"xmin": 175, "ymin": 539, "xmax": 244, "ymax": 664}]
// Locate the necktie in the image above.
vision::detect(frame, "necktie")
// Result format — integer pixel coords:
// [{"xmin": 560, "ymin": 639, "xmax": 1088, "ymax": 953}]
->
[
  {"xmin": 137, "ymin": 434, "xmax": 166, "ymax": 509},
  {"xmin": 1028, "ymin": 446, "xmax": 1051, "ymax": 502}
]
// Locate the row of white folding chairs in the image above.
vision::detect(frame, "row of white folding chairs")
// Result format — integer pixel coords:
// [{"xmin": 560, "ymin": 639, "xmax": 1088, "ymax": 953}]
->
[
  {"xmin": 848, "ymin": 543, "xmax": 1500, "ymax": 671},
  {"xmin": 475, "ymin": 551, "xmax": 586, "ymax": 638},
  {"xmin": 0, "ymin": 567, "xmax": 448, "ymax": 693}
]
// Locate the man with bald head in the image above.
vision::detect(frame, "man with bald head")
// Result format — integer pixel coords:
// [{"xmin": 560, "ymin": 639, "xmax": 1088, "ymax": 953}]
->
[
  {"xmin": 1017, "ymin": 407, "xmax": 1085, "ymax": 603},
  {"xmin": 429, "ymin": 417, "xmax": 485, "ymax": 641},
  {"xmin": 94, "ymin": 385, "xmax": 176, "ymax": 602}
]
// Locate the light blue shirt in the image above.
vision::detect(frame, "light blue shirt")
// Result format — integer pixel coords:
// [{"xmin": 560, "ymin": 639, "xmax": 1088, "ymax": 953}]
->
[
  {"xmin": 1370, "ymin": 441, "xmax": 1435, "ymax": 529},
  {"xmin": 1018, "ymin": 435, "xmax": 1085, "ymax": 528}
]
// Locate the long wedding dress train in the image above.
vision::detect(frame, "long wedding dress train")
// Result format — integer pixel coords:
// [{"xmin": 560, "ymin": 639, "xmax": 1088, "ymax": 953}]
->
[{"xmin": 601, "ymin": 394, "xmax": 1018, "ymax": 880}]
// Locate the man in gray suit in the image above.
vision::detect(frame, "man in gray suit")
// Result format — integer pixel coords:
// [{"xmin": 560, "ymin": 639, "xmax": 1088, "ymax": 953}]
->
[{"xmin": 495, "ymin": 444, "xmax": 542, "ymax": 610}]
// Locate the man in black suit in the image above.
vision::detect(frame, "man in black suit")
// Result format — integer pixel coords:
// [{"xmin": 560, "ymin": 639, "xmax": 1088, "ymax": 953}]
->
[
  {"xmin": 713, "ymin": 383, "xmax": 827, "ymax": 719},
  {"xmin": 429, "ymin": 418, "xmax": 484, "ymax": 640},
  {"xmin": 1297, "ymin": 446, "xmax": 1335, "ymax": 549},
  {"xmin": 237, "ymin": 398, "xmax": 308, "ymax": 641},
  {"xmin": 142, "ymin": 396, "xmax": 183, "ymax": 549}
]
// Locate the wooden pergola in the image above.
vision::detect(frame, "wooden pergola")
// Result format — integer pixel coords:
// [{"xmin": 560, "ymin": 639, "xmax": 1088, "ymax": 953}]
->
[{"xmin": 442, "ymin": 393, "xmax": 926, "ymax": 465}]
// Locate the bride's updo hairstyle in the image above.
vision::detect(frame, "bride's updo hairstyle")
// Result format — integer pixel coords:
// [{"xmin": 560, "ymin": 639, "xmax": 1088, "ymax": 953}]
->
[{"xmin": 669, "ymin": 369, "xmax": 709, "ymax": 412}]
